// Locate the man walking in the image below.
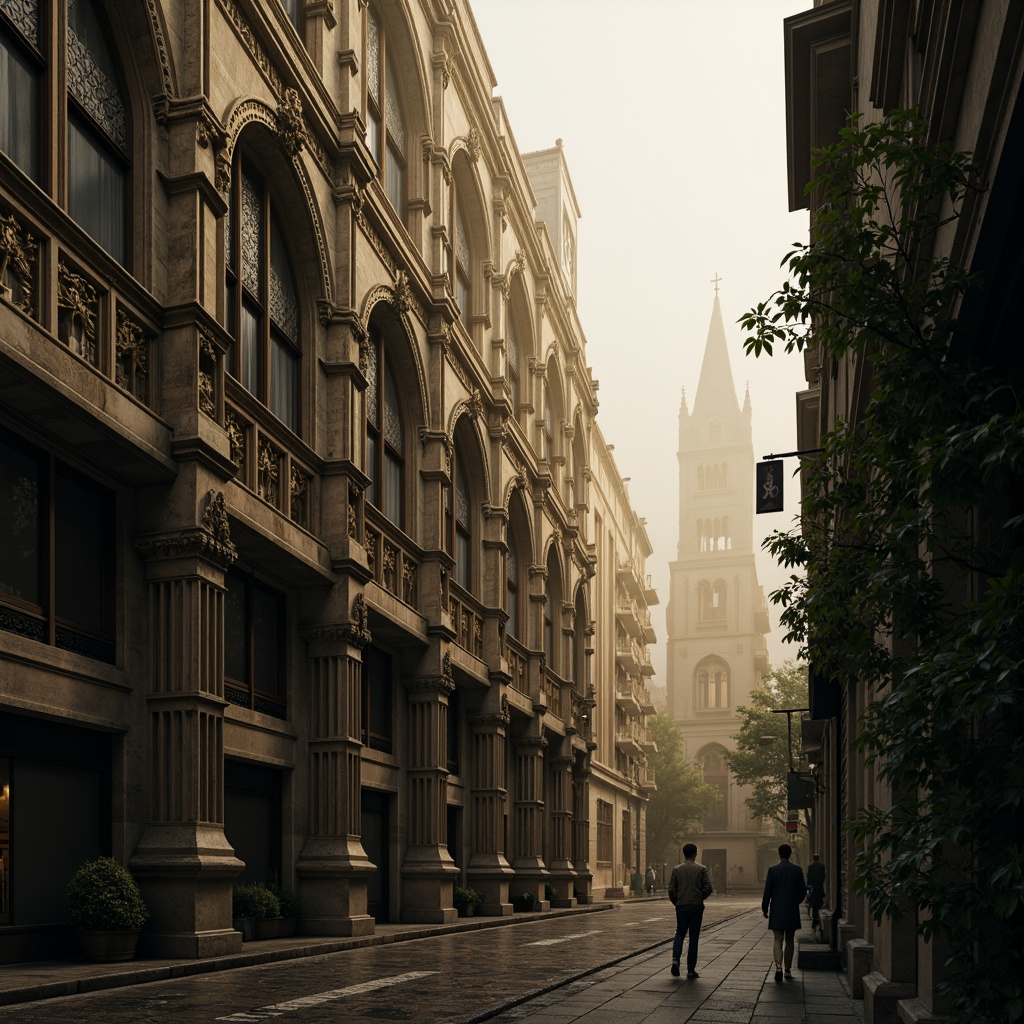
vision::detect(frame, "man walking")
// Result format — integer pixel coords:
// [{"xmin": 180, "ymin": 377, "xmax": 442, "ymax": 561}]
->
[
  {"xmin": 806, "ymin": 853, "xmax": 826, "ymax": 929},
  {"xmin": 668, "ymin": 843, "xmax": 714, "ymax": 979},
  {"xmin": 762, "ymin": 843, "xmax": 807, "ymax": 982}
]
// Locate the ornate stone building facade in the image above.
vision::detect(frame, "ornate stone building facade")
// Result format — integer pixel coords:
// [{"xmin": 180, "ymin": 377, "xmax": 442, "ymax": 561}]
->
[
  {"xmin": 665, "ymin": 294, "xmax": 772, "ymax": 891},
  {"xmin": 0, "ymin": 0, "xmax": 656, "ymax": 962},
  {"xmin": 784, "ymin": 2, "xmax": 1023, "ymax": 1020}
]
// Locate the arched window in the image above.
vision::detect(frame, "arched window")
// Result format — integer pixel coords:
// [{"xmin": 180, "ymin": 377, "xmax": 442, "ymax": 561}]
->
[
  {"xmin": 698, "ymin": 580, "xmax": 727, "ymax": 623},
  {"xmin": 454, "ymin": 202, "xmax": 471, "ymax": 325},
  {"xmin": 226, "ymin": 159, "xmax": 301, "ymax": 433},
  {"xmin": 446, "ymin": 449, "xmax": 473, "ymax": 592},
  {"xmin": 365, "ymin": 325, "xmax": 405, "ymax": 528},
  {"xmin": 506, "ymin": 543, "xmax": 518, "ymax": 639},
  {"xmin": 507, "ymin": 319, "xmax": 520, "ymax": 412},
  {"xmin": 700, "ymin": 748, "xmax": 729, "ymax": 830},
  {"xmin": 365, "ymin": 5, "xmax": 407, "ymax": 220},
  {"xmin": 696, "ymin": 659, "xmax": 730, "ymax": 709},
  {"xmin": 545, "ymin": 546, "xmax": 562, "ymax": 672}
]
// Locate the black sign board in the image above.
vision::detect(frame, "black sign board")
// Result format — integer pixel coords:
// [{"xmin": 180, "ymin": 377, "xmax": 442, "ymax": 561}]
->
[
  {"xmin": 756, "ymin": 460, "xmax": 784, "ymax": 514},
  {"xmin": 787, "ymin": 771, "xmax": 816, "ymax": 809}
]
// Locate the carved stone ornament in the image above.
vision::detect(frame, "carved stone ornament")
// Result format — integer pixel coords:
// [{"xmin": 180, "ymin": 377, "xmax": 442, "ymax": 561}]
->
[
  {"xmin": 515, "ymin": 249, "xmax": 526, "ymax": 276},
  {"xmin": 276, "ymin": 88, "xmax": 308, "ymax": 158},
  {"xmin": 202, "ymin": 490, "xmax": 235, "ymax": 551},
  {"xmin": 392, "ymin": 269, "xmax": 412, "ymax": 315},
  {"xmin": 468, "ymin": 388, "xmax": 483, "ymax": 421},
  {"xmin": 0, "ymin": 212, "xmax": 36, "ymax": 313},
  {"xmin": 466, "ymin": 125, "xmax": 481, "ymax": 163},
  {"xmin": 215, "ymin": 155, "xmax": 232, "ymax": 195},
  {"xmin": 341, "ymin": 592, "xmax": 372, "ymax": 648}
]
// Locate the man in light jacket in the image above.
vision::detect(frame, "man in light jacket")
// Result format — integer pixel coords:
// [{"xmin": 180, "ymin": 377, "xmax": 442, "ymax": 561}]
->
[
  {"xmin": 762, "ymin": 843, "xmax": 807, "ymax": 982},
  {"xmin": 667, "ymin": 843, "xmax": 714, "ymax": 979}
]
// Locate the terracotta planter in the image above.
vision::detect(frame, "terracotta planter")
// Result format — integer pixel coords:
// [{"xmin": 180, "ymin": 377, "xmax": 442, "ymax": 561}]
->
[{"xmin": 77, "ymin": 928, "xmax": 141, "ymax": 962}]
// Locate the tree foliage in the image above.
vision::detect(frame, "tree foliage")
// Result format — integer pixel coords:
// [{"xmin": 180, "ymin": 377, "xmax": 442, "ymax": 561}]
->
[
  {"xmin": 740, "ymin": 110, "xmax": 1024, "ymax": 1024},
  {"xmin": 724, "ymin": 662, "xmax": 809, "ymax": 833},
  {"xmin": 644, "ymin": 713, "xmax": 721, "ymax": 866}
]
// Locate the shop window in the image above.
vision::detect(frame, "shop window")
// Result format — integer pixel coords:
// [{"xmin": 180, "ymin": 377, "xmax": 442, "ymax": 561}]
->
[
  {"xmin": 0, "ymin": 430, "xmax": 115, "ymax": 663},
  {"xmin": 224, "ymin": 569, "xmax": 286, "ymax": 719}
]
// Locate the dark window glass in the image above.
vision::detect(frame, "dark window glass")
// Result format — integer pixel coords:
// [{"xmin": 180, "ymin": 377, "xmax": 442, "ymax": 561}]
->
[
  {"xmin": 0, "ymin": 26, "xmax": 41, "ymax": 181},
  {"xmin": 365, "ymin": 330, "xmax": 405, "ymax": 529},
  {"xmin": 0, "ymin": 438, "xmax": 42, "ymax": 607},
  {"xmin": 223, "ymin": 570, "xmax": 286, "ymax": 718},
  {"xmin": 0, "ymin": 430, "xmax": 114, "ymax": 661},
  {"xmin": 54, "ymin": 467, "xmax": 111, "ymax": 636},
  {"xmin": 362, "ymin": 645, "xmax": 393, "ymax": 753},
  {"xmin": 67, "ymin": 114, "xmax": 126, "ymax": 265}
]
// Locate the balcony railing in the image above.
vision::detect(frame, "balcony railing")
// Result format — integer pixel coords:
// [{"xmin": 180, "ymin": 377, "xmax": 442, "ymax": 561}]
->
[
  {"xmin": 364, "ymin": 517, "xmax": 419, "ymax": 608},
  {"xmin": 449, "ymin": 583, "xmax": 485, "ymax": 660},
  {"xmin": 542, "ymin": 669, "xmax": 563, "ymax": 719},
  {"xmin": 507, "ymin": 636, "xmax": 529, "ymax": 697}
]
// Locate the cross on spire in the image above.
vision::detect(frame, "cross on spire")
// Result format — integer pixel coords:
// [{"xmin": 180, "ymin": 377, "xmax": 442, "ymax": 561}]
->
[{"xmin": 711, "ymin": 272, "xmax": 722, "ymax": 296}]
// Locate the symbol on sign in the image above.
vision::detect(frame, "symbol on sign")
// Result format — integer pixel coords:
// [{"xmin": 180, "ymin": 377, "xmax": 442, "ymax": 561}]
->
[{"xmin": 761, "ymin": 468, "xmax": 778, "ymax": 502}]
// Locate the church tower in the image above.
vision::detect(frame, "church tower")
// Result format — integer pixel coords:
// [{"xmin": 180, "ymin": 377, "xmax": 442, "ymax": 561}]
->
[{"xmin": 665, "ymin": 288, "xmax": 772, "ymax": 892}]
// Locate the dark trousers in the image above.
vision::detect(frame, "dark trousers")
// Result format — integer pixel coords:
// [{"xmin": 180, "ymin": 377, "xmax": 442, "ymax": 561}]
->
[{"xmin": 672, "ymin": 903, "xmax": 704, "ymax": 971}]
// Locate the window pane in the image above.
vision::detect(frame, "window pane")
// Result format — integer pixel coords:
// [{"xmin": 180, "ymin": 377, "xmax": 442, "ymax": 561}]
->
[
  {"xmin": 384, "ymin": 60, "xmax": 405, "ymax": 157},
  {"xmin": 67, "ymin": 0, "xmax": 126, "ymax": 149},
  {"xmin": 54, "ymin": 468, "xmax": 110, "ymax": 635},
  {"xmin": 455, "ymin": 529, "xmax": 469, "ymax": 589},
  {"xmin": 269, "ymin": 220, "xmax": 299, "ymax": 342},
  {"xmin": 385, "ymin": 144, "xmax": 404, "ymax": 219},
  {"xmin": 0, "ymin": 438, "xmax": 41, "ymax": 606},
  {"xmin": 68, "ymin": 117, "xmax": 126, "ymax": 264},
  {"xmin": 0, "ymin": 33, "xmax": 40, "ymax": 181},
  {"xmin": 382, "ymin": 361, "xmax": 403, "ymax": 453},
  {"xmin": 384, "ymin": 451, "xmax": 402, "ymax": 526},
  {"xmin": 270, "ymin": 331, "xmax": 298, "ymax": 432},
  {"xmin": 366, "ymin": 105, "xmax": 381, "ymax": 165},
  {"xmin": 238, "ymin": 302, "xmax": 259, "ymax": 394},
  {"xmin": 366, "ymin": 430, "xmax": 379, "ymax": 509},
  {"xmin": 240, "ymin": 169, "xmax": 262, "ymax": 297},
  {"xmin": 506, "ymin": 585, "xmax": 517, "ymax": 639},
  {"xmin": 252, "ymin": 585, "xmax": 281, "ymax": 697},
  {"xmin": 224, "ymin": 573, "xmax": 247, "ymax": 683}
]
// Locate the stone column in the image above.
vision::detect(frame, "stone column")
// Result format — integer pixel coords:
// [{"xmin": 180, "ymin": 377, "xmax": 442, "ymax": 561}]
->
[
  {"xmin": 401, "ymin": 653, "xmax": 458, "ymax": 923},
  {"xmin": 467, "ymin": 699, "xmax": 514, "ymax": 915},
  {"xmin": 546, "ymin": 748, "xmax": 577, "ymax": 906},
  {"xmin": 572, "ymin": 754, "xmax": 594, "ymax": 903},
  {"xmin": 511, "ymin": 733, "xmax": 548, "ymax": 904},
  {"xmin": 296, "ymin": 594, "xmax": 374, "ymax": 936},
  {"xmin": 131, "ymin": 492, "xmax": 243, "ymax": 959}
]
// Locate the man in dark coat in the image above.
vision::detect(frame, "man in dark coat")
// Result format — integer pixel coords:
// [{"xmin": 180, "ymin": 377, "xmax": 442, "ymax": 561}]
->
[
  {"xmin": 806, "ymin": 853, "xmax": 826, "ymax": 929},
  {"xmin": 668, "ymin": 843, "xmax": 714, "ymax": 979},
  {"xmin": 762, "ymin": 843, "xmax": 807, "ymax": 981}
]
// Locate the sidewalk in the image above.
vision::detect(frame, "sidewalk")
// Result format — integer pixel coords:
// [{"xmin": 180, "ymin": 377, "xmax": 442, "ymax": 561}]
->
[{"xmin": 481, "ymin": 909, "xmax": 864, "ymax": 1024}]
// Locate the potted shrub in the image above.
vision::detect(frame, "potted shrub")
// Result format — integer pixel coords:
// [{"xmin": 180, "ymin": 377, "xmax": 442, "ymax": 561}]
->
[
  {"xmin": 265, "ymin": 883, "xmax": 300, "ymax": 938},
  {"xmin": 544, "ymin": 882, "xmax": 556, "ymax": 903},
  {"xmin": 232, "ymin": 882, "xmax": 280, "ymax": 941},
  {"xmin": 64, "ymin": 857, "xmax": 149, "ymax": 962},
  {"xmin": 513, "ymin": 891, "xmax": 536, "ymax": 913},
  {"xmin": 453, "ymin": 885, "xmax": 480, "ymax": 917}
]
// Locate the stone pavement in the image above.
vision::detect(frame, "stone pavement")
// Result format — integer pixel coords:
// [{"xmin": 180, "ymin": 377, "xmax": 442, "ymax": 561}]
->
[{"xmin": 480, "ymin": 908, "xmax": 864, "ymax": 1024}]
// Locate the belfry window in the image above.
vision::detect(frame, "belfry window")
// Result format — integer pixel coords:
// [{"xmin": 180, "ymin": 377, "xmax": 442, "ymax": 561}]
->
[
  {"xmin": 365, "ymin": 5, "xmax": 407, "ymax": 220},
  {"xmin": 226, "ymin": 161, "xmax": 301, "ymax": 434}
]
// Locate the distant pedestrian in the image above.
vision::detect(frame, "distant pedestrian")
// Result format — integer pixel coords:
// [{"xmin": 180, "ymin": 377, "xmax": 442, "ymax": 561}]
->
[
  {"xmin": 668, "ymin": 843, "xmax": 714, "ymax": 979},
  {"xmin": 806, "ymin": 853, "xmax": 826, "ymax": 929},
  {"xmin": 762, "ymin": 843, "xmax": 807, "ymax": 982},
  {"xmin": 646, "ymin": 865, "xmax": 657, "ymax": 897}
]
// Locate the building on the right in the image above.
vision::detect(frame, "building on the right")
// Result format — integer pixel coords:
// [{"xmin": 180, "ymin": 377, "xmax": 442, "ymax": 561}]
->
[{"xmin": 782, "ymin": 3, "xmax": 1023, "ymax": 1023}]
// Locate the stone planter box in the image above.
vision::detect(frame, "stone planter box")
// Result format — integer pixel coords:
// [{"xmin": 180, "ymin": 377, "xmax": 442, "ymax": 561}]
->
[{"xmin": 77, "ymin": 928, "xmax": 141, "ymax": 962}]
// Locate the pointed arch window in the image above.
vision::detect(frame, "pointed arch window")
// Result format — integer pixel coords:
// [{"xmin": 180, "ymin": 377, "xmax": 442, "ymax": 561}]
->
[
  {"xmin": 365, "ymin": 327, "xmax": 405, "ymax": 528},
  {"xmin": 697, "ymin": 660, "xmax": 730, "ymax": 709},
  {"xmin": 365, "ymin": 5, "xmax": 407, "ymax": 220},
  {"xmin": 226, "ymin": 160, "xmax": 301, "ymax": 434}
]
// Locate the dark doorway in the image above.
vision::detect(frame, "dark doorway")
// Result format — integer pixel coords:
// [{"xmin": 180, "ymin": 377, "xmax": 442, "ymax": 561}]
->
[
  {"xmin": 702, "ymin": 848, "xmax": 728, "ymax": 896},
  {"xmin": 224, "ymin": 761, "xmax": 283, "ymax": 885},
  {"xmin": 361, "ymin": 790, "xmax": 390, "ymax": 922}
]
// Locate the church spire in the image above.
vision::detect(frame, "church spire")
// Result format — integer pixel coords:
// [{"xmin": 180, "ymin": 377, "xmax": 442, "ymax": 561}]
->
[{"xmin": 692, "ymin": 292, "xmax": 741, "ymax": 421}]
